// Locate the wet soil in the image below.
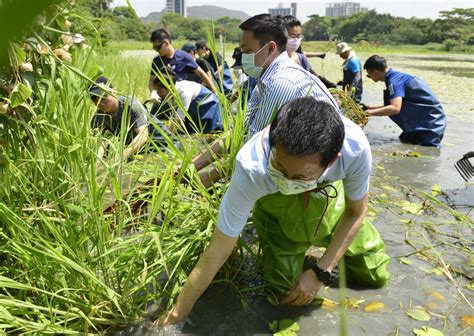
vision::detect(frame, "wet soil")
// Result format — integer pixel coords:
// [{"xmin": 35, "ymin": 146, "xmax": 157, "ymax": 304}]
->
[{"xmin": 117, "ymin": 53, "xmax": 473, "ymax": 335}]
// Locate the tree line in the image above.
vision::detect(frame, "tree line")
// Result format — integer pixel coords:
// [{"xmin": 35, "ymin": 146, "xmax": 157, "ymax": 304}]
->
[
  {"xmin": 76, "ymin": 1, "xmax": 473, "ymax": 51},
  {"xmin": 303, "ymin": 9, "xmax": 473, "ymax": 51}
]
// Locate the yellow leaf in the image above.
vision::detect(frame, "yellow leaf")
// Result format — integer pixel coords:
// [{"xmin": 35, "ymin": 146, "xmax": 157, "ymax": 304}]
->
[
  {"xmin": 399, "ymin": 257, "xmax": 413, "ymax": 265},
  {"xmin": 345, "ymin": 297, "xmax": 365, "ymax": 309},
  {"xmin": 364, "ymin": 301, "xmax": 385, "ymax": 312},
  {"xmin": 321, "ymin": 298, "xmax": 339, "ymax": 311},
  {"xmin": 429, "ymin": 291, "xmax": 445, "ymax": 301},
  {"xmin": 425, "ymin": 302, "xmax": 438, "ymax": 310},
  {"xmin": 383, "ymin": 185, "xmax": 398, "ymax": 193},
  {"xmin": 431, "ymin": 184, "xmax": 443, "ymax": 196},
  {"xmin": 400, "ymin": 200, "xmax": 424, "ymax": 214},
  {"xmin": 461, "ymin": 315, "xmax": 474, "ymax": 328}
]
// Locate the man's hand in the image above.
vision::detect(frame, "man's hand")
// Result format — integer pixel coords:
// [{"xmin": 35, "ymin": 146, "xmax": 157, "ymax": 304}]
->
[
  {"xmin": 359, "ymin": 103, "xmax": 369, "ymax": 111},
  {"xmin": 154, "ymin": 305, "xmax": 188, "ymax": 327},
  {"xmin": 150, "ymin": 90, "xmax": 161, "ymax": 104},
  {"xmin": 281, "ymin": 269, "xmax": 322, "ymax": 306}
]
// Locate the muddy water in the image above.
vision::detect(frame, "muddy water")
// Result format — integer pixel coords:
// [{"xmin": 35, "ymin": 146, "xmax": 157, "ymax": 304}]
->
[{"xmin": 118, "ymin": 52, "xmax": 473, "ymax": 335}]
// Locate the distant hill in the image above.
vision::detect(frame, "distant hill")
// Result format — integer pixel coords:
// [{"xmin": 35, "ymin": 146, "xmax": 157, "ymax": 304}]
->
[{"xmin": 141, "ymin": 5, "xmax": 250, "ymax": 24}]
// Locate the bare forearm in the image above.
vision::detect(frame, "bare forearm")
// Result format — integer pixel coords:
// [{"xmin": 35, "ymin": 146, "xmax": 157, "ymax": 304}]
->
[
  {"xmin": 304, "ymin": 51, "xmax": 325, "ymax": 58},
  {"xmin": 203, "ymin": 76, "xmax": 217, "ymax": 94},
  {"xmin": 124, "ymin": 130, "xmax": 147, "ymax": 159},
  {"xmin": 317, "ymin": 206, "xmax": 366, "ymax": 272},
  {"xmin": 367, "ymin": 105, "xmax": 400, "ymax": 116},
  {"xmin": 172, "ymin": 250, "xmax": 224, "ymax": 316},
  {"xmin": 193, "ymin": 138, "xmax": 224, "ymax": 171},
  {"xmin": 172, "ymin": 231, "xmax": 237, "ymax": 317}
]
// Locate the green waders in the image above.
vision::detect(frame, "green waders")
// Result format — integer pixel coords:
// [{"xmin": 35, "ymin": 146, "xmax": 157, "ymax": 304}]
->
[{"xmin": 252, "ymin": 180, "xmax": 390, "ymax": 295}]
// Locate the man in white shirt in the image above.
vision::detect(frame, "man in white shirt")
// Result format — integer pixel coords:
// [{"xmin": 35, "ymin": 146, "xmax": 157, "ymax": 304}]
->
[{"xmin": 156, "ymin": 97, "xmax": 390, "ymax": 326}]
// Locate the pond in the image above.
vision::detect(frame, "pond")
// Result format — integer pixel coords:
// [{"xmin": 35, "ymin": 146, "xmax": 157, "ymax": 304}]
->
[{"xmin": 117, "ymin": 51, "xmax": 473, "ymax": 335}]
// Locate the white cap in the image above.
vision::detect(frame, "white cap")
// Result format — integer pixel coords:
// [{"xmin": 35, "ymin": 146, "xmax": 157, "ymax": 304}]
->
[{"xmin": 335, "ymin": 42, "xmax": 352, "ymax": 55}]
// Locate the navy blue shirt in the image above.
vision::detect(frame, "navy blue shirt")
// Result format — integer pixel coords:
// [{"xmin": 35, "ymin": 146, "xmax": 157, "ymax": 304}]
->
[
  {"xmin": 385, "ymin": 68, "xmax": 415, "ymax": 100},
  {"xmin": 151, "ymin": 49, "xmax": 199, "ymax": 81},
  {"xmin": 384, "ymin": 68, "xmax": 446, "ymax": 147}
]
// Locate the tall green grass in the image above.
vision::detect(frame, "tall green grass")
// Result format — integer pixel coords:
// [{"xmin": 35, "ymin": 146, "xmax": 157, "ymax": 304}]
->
[{"xmin": 0, "ymin": 16, "xmax": 247, "ymax": 332}]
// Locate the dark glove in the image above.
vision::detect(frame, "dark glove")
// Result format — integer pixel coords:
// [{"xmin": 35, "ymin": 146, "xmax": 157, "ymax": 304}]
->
[
  {"xmin": 463, "ymin": 151, "xmax": 474, "ymax": 159},
  {"xmin": 359, "ymin": 103, "xmax": 369, "ymax": 111},
  {"xmin": 317, "ymin": 53, "xmax": 326, "ymax": 59}
]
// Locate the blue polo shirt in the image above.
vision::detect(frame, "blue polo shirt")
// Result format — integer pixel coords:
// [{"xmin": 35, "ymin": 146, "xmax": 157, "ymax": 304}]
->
[
  {"xmin": 346, "ymin": 57, "xmax": 361, "ymax": 73},
  {"xmin": 151, "ymin": 49, "xmax": 199, "ymax": 81}
]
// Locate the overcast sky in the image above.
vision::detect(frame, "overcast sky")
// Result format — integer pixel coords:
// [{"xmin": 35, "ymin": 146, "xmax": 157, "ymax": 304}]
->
[{"xmin": 114, "ymin": 0, "xmax": 474, "ymax": 22}]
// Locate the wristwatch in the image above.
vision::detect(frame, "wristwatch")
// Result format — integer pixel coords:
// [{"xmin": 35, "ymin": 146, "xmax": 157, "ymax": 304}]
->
[{"xmin": 310, "ymin": 264, "xmax": 332, "ymax": 284}]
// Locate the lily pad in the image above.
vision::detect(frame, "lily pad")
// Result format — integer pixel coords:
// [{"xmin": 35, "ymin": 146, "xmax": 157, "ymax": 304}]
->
[
  {"xmin": 269, "ymin": 319, "xmax": 300, "ymax": 336},
  {"xmin": 364, "ymin": 301, "xmax": 385, "ymax": 312},
  {"xmin": 407, "ymin": 307, "xmax": 431, "ymax": 321},
  {"xmin": 413, "ymin": 326, "xmax": 443, "ymax": 336}
]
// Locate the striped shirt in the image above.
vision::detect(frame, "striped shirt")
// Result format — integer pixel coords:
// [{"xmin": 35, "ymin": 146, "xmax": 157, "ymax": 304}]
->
[{"xmin": 245, "ymin": 52, "xmax": 340, "ymax": 137}]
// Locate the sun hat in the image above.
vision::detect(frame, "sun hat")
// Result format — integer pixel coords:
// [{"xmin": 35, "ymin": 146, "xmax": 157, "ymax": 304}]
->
[{"xmin": 335, "ymin": 42, "xmax": 352, "ymax": 55}]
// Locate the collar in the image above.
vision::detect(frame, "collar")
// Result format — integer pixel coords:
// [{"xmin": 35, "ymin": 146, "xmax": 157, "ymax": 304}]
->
[
  {"xmin": 343, "ymin": 51, "xmax": 356, "ymax": 65},
  {"xmin": 385, "ymin": 68, "xmax": 395, "ymax": 84},
  {"xmin": 259, "ymin": 51, "xmax": 290, "ymax": 83}
]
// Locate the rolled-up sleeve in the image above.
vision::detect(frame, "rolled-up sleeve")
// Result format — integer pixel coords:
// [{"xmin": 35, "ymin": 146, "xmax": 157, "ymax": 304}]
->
[
  {"xmin": 217, "ymin": 160, "xmax": 269, "ymax": 237},
  {"xmin": 343, "ymin": 145, "xmax": 372, "ymax": 201}
]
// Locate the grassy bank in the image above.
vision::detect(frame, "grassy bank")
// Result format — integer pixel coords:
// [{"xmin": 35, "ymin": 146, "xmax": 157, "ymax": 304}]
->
[{"xmin": 108, "ymin": 39, "xmax": 474, "ymax": 55}]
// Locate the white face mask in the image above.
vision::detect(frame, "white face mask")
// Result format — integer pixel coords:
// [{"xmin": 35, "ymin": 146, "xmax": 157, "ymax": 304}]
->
[
  {"xmin": 242, "ymin": 43, "xmax": 271, "ymax": 79},
  {"xmin": 286, "ymin": 37, "xmax": 302, "ymax": 53},
  {"xmin": 268, "ymin": 150, "xmax": 330, "ymax": 195}
]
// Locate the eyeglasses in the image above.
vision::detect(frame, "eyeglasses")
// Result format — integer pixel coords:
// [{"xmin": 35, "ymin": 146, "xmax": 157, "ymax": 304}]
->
[{"xmin": 289, "ymin": 34, "xmax": 304, "ymax": 39}]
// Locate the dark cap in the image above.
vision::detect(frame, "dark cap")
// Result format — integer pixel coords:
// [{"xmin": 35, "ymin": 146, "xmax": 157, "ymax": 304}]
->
[
  {"xmin": 89, "ymin": 76, "xmax": 113, "ymax": 97},
  {"xmin": 195, "ymin": 40, "xmax": 208, "ymax": 50},
  {"xmin": 182, "ymin": 42, "xmax": 196, "ymax": 52}
]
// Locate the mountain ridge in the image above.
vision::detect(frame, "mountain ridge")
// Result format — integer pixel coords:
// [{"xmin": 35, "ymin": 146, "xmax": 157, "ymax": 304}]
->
[{"xmin": 141, "ymin": 5, "xmax": 250, "ymax": 23}]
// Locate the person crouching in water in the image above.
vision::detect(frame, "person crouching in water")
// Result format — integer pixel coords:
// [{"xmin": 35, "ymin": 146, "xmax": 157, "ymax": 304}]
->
[
  {"xmin": 363, "ymin": 55, "xmax": 446, "ymax": 147},
  {"xmin": 152, "ymin": 67, "xmax": 223, "ymax": 134},
  {"xmin": 89, "ymin": 77, "xmax": 175, "ymax": 161}
]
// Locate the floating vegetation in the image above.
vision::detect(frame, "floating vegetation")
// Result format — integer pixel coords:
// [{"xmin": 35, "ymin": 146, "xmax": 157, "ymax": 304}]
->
[{"xmin": 329, "ymin": 88, "xmax": 369, "ymax": 127}]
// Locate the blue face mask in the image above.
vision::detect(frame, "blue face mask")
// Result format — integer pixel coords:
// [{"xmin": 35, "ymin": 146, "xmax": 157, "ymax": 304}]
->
[{"xmin": 242, "ymin": 43, "xmax": 270, "ymax": 79}]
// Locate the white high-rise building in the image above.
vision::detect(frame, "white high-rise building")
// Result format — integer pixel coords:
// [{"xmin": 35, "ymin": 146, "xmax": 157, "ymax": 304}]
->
[
  {"xmin": 166, "ymin": 0, "xmax": 186, "ymax": 17},
  {"xmin": 325, "ymin": 2, "xmax": 368, "ymax": 17},
  {"xmin": 269, "ymin": 2, "xmax": 297, "ymax": 17}
]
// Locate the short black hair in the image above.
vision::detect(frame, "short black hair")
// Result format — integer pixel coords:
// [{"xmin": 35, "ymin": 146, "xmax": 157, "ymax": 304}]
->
[
  {"xmin": 239, "ymin": 14, "xmax": 287, "ymax": 52},
  {"xmin": 195, "ymin": 40, "xmax": 208, "ymax": 50},
  {"xmin": 364, "ymin": 55, "xmax": 388, "ymax": 71},
  {"xmin": 269, "ymin": 97, "xmax": 345, "ymax": 167},
  {"xmin": 152, "ymin": 66, "xmax": 177, "ymax": 88},
  {"xmin": 281, "ymin": 15, "xmax": 301, "ymax": 28},
  {"xmin": 150, "ymin": 28, "xmax": 171, "ymax": 43}
]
